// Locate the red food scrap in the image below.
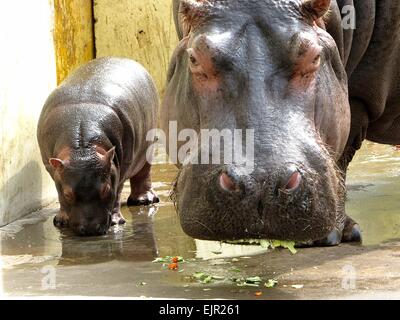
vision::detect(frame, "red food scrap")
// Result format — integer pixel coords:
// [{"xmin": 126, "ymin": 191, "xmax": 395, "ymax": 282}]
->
[
  {"xmin": 168, "ymin": 263, "xmax": 179, "ymax": 270},
  {"xmin": 171, "ymin": 257, "xmax": 179, "ymax": 263}
]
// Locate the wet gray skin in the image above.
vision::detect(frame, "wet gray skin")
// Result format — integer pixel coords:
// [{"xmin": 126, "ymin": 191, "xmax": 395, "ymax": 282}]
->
[
  {"xmin": 37, "ymin": 57, "xmax": 159, "ymax": 236},
  {"xmin": 163, "ymin": 0, "xmax": 400, "ymax": 244}
]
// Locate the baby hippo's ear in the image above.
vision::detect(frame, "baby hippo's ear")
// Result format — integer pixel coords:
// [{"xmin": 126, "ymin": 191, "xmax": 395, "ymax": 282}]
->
[
  {"xmin": 49, "ymin": 158, "xmax": 65, "ymax": 170},
  {"xmin": 302, "ymin": 0, "xmax": 331, "ymax": 19},
  {"xmin": 100, "ymin": 147, "xmax": 116, "ymax": 169}
]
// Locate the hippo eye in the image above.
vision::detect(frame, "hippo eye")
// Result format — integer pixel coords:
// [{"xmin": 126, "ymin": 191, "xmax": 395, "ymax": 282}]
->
[
  {"xmin": 186, "ymin": 49, "xmax": 199, "ymax": 67},
  {"xmin": 313, "ymin": 54, "xmax": 321, "ymax": 66},
  {"xmin": 100, "ymin": 183, "xmax": 111, "ymax": 201},
  {"xmin": 190, "ymin": 55, "xmax": 198, "ymax": 65},
  {"xmin": 63, "ymin": 188, "xmax": 75, "ymax": 203},
  {"xmin": 300, "ymin": 53, "xmax": 321, "ymax": 79}
]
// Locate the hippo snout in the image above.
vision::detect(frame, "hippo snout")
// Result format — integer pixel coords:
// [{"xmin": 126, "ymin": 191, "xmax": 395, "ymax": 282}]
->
[
  {"xmin": 174, "ymin": 157, "xmax": 340, "ymax": 242},
  {"xmin": 70, "ymin": 214, "xmax": 111, "ymax": 236}
]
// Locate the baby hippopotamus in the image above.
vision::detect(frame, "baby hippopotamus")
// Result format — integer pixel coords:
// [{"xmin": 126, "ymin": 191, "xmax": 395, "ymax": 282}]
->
[{"xmin": 37, "ymin": 57, "xmax": 159, "ymax": 236}]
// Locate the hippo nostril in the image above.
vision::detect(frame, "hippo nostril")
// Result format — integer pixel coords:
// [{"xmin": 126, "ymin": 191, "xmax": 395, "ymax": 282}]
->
[
  {"xmin": 78, "ymin": 226, "xmax": 86, "ymax": 235},
  {"xmin": 95, "ymin": 224, "xmax": 102, "ymax": 234},
  {"xmin": 284, "ymin": 170, "xmax": 302, "ymax": 191},
  {"xmin": 219, "ymin": 172, "xmax": 239, "ymax": 192}
]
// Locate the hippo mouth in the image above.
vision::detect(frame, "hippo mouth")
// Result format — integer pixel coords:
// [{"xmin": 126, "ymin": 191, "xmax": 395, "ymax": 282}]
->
[{"xmin": 171, "ymin": 152, "xmax": 345, "ymax": 242}]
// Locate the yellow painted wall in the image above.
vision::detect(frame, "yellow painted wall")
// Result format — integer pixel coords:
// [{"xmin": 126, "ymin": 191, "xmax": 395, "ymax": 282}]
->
[
  {"xmin": 54, "ymin": 0, "xmax": 94, "ymax": 84},
  {"xmin": 0, "ymin": 1, "xmax": 94, "ymax": 227},
  {"xmin": 93, "ymin": 0, "xmax": 179, "ymax": 96}
]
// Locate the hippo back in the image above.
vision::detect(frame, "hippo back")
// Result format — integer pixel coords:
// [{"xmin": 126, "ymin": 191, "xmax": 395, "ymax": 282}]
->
[{"xmin": 39, "ymin": 57, "xmax": 159, "ymax": 178}]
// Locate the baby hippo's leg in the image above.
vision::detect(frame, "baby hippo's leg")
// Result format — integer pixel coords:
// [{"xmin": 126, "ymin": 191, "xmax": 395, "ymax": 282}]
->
[
  {"xmin": 111, "ymin": 186, "xmax": 126, "ymax": 225},
  {"xmin": 127, "ymin": 163, "xmax": 159, "ymax": 206}
]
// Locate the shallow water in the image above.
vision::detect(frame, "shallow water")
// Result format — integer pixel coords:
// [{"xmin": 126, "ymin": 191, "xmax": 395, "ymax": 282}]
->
[
  {"xmin": 1, "ymin": 142, "xmax": 400, "ymax": 299},
  {"xmin": 346, "ymin": 143, "xmax": 400, "ymax": 245}
]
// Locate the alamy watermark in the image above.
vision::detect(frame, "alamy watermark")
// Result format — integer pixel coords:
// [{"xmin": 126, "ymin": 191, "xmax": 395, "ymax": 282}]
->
[
  {"xmin": 146, "ymin": 121, "xmax": 255, "ymax": 174},
  {"xmin": 41, "ymin": 265, "xmax": 56, "ymax": 290},
  {"xmin": 341, "ymin": 5, "xmax": 356, "ymax": 30},
  {"xmin": 342, "ymin": 264, "xmax": 357, "ymax": 290}
]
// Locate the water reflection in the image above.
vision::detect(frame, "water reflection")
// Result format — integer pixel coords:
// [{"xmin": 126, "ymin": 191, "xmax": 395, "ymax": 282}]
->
[
  {"xmin": 59, "ymin": 206, "xmax": 159, "ymax": 265},
  {"xmin": 0, "ymin": 163, "xmax": 197, "ymax": 269}
]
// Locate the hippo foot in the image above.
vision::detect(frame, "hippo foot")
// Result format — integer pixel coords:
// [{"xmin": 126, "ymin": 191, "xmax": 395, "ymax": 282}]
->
[
  {"xmin": 111, "ymin": 212, "xmax": 126, "ymax": 226},
  {"xmin": 297, "ymin": 217, "xmax": 362, "ymax": 247},
  {"xmin": 53, "ymin": 211, "xmax": 69, "ymax": 228},
  {"xmin": 341, "ymin": 217, "xmax": 362, "ymax": 243},
  {"xmin": 127, "ymin": 190, "xmax": 160, "ymax": 206}
]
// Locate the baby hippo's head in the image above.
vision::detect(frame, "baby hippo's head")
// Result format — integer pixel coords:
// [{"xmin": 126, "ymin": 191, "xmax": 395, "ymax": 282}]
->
[{"xmin": 50, "ymin": 147, "xmax": 119, "ymax": 236}]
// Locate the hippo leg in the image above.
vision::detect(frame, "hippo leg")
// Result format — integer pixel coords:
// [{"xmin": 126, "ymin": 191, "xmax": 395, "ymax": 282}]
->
[
  {"xmin": 111, "ymin": 187, "xmax": 126, "ymax": 226},
  {"xmin": 341, "ymin": 216, "xmax": 362, "ymax": 242},
  {"xmin": 127, "ymin": 163, "xmax": 160, "ymax": 206},
  {"xmin": 298, "ymin": 179, "xmax": 362, "ymax": 247},
  {"xmin": 53, "ymin": 206, "xmax": 69, "ymax": 228},
  {"xmin": 334, "ymin": 99, "xmax": 368, "ymax": 245}
]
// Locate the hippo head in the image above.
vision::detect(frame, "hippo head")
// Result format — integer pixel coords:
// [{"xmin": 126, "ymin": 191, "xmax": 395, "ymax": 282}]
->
[
  {"xmin": 163, "ymin": 0, "xmax": 351, "ymax": 242},
  {"xmin": 49, "ymin": 147, "xmax": 118, "ymax": 236}
]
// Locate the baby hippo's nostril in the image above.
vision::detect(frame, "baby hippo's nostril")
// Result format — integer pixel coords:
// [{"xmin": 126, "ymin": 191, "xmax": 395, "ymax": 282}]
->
[
  {"xmin": 95, "ymin": 224, "xmax": 102, "ymax": 234},
  {"xmin": 282, "ymin": 166, "xmax": 302, "ymax": 191},
  {"xmin": 219, "ymin": 172, "xmax": 239, "ymax": 192},
  {"xmin": 78, "ymin": 225, "xmax": 86, "ymax": 236}
]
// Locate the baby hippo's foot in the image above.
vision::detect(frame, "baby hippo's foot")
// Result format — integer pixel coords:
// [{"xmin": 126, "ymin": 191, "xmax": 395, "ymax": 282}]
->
[
  {"xmin": 53, "ymin": 210, "xmax": 69, "ymax": 228},
  {"xmin": 111, "ymin": 211, "xmax": 126, "ymax": 226},
  {"xmin": 127, "ymin": 190, "xmax": 160, "ymax": 206}
]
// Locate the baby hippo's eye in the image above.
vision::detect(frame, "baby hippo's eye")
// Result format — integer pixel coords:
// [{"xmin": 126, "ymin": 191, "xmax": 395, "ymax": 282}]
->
[
  {"xmin": 63, "ymin": 187, "xmax": 75, "ymax": 203},
  {"xmin": 100, "ymin": 183, "xmax": 111, "ymax": 201}
]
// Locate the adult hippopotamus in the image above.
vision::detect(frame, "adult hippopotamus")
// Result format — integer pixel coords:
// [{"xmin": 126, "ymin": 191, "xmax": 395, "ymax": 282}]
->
[
  {"xmin": 162, "ymin": 0, "xmax": 400, "ymax": 245},
  {"xmin": 37, "ymin": 57, "xmax": 159, "ymax": 236}
]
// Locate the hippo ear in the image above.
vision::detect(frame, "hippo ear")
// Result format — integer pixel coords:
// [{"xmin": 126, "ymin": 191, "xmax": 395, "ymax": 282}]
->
[
  {"xmin": 302, "ymin": 0, "xmax": 331, "ymax": 19},
  {"xmin": 179, "ymin": 0, "xmax": 211, "ymax": 37},
  {"xmin": 49, "ymin": 158, "xmax": 65, "ymax": 170},
  {"xmin": 102, "ymin": 147, "xmax": 116, "ymax": 168}
]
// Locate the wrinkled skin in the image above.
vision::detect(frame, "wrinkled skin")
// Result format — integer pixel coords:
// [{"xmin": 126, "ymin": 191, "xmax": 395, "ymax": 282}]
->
[
  {"xmin": 163, "ymin": 0, "xmax": 400, "ymax": 245},
  {"xmin": 38, "ymin": 57, "xmax": 159, "ymax": 236}
]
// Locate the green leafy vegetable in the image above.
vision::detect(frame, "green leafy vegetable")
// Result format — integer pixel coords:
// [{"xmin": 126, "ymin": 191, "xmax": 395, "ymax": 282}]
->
[
  {"xmin": 264, "ymin": 279, "xmax": 278, "ymax": 288},
  {"xmin": 232, "ymin": 276, "xmax": 263, "ymax": 287},
  {"xmin": 152, "ymin": 256, "xmax": 186, "ymax": 263},
  {"xmin": 192, "ymin": 272, "xmax": 225, "ymax": 284},
  {"xmin": 224, "ymin": 239, "xmax": 297, "ymax": 254},
  {"xmin": 271, "ymin": 240, "xmax": 297, "ymax": 254}
]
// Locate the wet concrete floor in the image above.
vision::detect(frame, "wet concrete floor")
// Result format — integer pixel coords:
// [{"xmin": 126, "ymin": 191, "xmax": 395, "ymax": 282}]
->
[{"xmin": 1, "ymin": 142, "xmax": 400, "ymax": 299}]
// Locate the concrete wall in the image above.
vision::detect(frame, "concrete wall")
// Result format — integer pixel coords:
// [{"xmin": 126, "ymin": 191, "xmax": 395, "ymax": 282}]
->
[
  {"xmin": 0, "ymin": 1, "xmax": 94, "ymax": 227},
  {"xmin": 0, "ymin": 1, "xmax": 58, "ymax": 227},
  {"xmin": 94, "ymin": 0, "xmax": 179, "ymax": 96}
]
